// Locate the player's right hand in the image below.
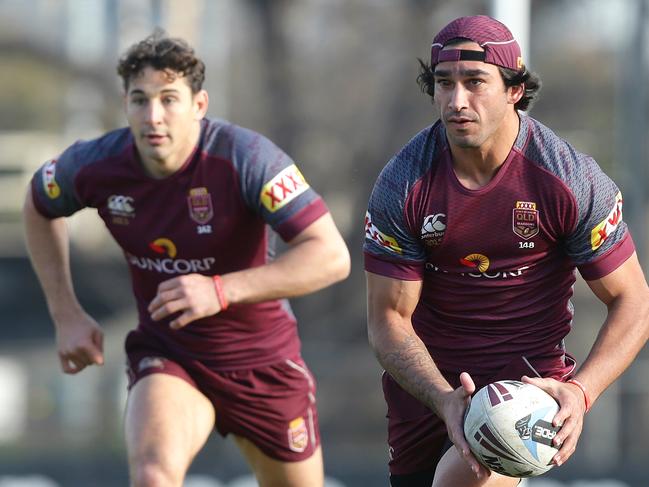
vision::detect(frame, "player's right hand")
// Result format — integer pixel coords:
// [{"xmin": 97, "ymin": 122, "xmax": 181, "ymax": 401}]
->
[
  {"xmin": 522, "ymin": 375, "xmax": 586, "ymax": 467},
  {"xmin": 53, "ymin": 312, "xmax": 104, "ymax": 374},
  {"xmin": 440, "ymin": 371, "xmax": 490, "ymax": 480},
  {"xmin": 148, "ymin": 274, "xmax": 223, "ymax": 329}
]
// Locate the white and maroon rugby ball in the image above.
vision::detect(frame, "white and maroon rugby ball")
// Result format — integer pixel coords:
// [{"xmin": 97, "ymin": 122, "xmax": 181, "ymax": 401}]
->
[{"xmin": 463, "ymin": 380, "xmax": 560, "ymax": 478}]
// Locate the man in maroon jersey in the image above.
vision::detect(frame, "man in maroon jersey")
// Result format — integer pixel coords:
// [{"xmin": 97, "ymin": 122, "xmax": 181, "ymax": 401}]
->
[
  {"xmin": 23, "ymin": 32, "xmax": 350, "ymax": 487},
  {"xmin": 364, "ymin": 15, "xmax": 649, "ymax": 487}
]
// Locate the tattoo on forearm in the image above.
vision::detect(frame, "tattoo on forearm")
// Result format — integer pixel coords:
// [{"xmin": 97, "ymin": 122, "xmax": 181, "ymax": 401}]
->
[{"xmin": 378, "ymin": 334, "xmax": 445, "ymax": 412}]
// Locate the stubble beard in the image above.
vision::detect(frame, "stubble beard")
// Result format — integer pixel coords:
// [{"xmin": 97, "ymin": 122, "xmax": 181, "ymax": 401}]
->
[{"xmin": 447, "ymin": 131, "xmax": 484, "ymax": 149}]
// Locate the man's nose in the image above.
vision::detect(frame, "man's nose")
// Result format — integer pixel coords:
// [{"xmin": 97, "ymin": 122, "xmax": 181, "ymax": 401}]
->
[
  {"xmin": 145, "ymin": 99, "xmax": 164, "ymax": 124},
  {"xmin": 448, "ymin": 84, "xmax": 469, "ymax": 112}
]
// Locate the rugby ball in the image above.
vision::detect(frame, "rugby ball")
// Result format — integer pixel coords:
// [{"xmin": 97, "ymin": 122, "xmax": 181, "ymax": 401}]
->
[{"xmin": 463, "ymin": 380, "xmax": 560, "ymax": 478}]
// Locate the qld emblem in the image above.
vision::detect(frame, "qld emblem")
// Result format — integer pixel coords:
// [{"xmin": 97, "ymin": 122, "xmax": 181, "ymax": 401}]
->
[
  {"xmin": 287, "ymin": 416, "xmax": 309, "ymax": 452},
  {"xmin": 187, "ymin": 187, "xmax": 213, "ymax": 224},
  {"xmin": 513, "ymin": 201, "xmax": 539, "ymax": 240}
]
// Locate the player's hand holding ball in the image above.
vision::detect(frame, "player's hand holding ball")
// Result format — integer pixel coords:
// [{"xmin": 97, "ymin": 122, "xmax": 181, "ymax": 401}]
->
[
  {"xmin": 463, "ymin": 379, "xmax": 563, "ymax": 478},
  {"xmin": 521, "ymin": 375, "xmax": 588, "ymax": 466},
  {"xmin": 441, "ymin": 372, "xmax": 490, "ymax": 480}
]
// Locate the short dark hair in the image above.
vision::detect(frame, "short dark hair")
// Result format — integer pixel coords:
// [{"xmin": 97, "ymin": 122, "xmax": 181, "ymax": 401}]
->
[
  {"xmin": 117, "ymin": 31, "xmax": 205, "ymax": 93},
  {"xmin": 416, "ymin": 59, "xmax": 542, "ymax": 112}
]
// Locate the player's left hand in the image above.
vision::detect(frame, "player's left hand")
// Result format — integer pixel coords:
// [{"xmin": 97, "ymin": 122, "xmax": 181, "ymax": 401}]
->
[
  {"xmin": 521, "ymin": 375, "xmax": 586, "ymax": 467},
  {"xmin": 148, "ymin": 274, "xmax": 222, "ymax": 329},
  {"xmin": 442, "ymin": 372, "xmax": 490, "ymax": 479}
]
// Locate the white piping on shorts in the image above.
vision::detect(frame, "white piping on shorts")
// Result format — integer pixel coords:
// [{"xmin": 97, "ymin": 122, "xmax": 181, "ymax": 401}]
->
[
  {"xmin": 560, "ymin": 354, "xmax": 577, "ymax": 380},
  {"xmin": 521, "ymin": 356, "xmax": 542, "ymax": 378},
  {"xmin": 307, "ymin": 406, "xmax": 316, "ymax": 447},
  {"xmin": 285, "ymin": 359, "xmax": 316, "ymax": 404},
  {"xmin": 522, "ymin": 354, "xmax": 577, "ymax": 381}
]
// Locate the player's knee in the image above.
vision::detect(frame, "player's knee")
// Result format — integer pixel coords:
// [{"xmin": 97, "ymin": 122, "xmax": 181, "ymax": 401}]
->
[{"xmin": 130, "ymin": 459, "xmax": 182, "ymax": 487}]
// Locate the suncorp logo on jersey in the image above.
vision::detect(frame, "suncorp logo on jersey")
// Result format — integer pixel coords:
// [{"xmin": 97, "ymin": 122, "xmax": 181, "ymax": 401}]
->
[
  {"xmin": 426, "ymin": 253, "xmax": 530, "ymax": 279},
  {"xmin": 125, "ymin": 238, "xmax": 216, "ymax": 274}
]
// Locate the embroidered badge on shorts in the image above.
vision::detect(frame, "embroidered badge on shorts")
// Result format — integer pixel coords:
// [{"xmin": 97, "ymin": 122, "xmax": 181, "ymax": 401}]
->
[{"xmin": 287, "ymin": 416, "xmax": 308, "ymax": 452}]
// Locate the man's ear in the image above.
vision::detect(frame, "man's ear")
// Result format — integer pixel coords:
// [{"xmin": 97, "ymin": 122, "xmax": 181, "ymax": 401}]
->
[
  {"xmin": 508, "ymin": 84, "xmax": 524, "ymax": 105},
  {"xmin": 194, "ymin": 90, "xmax": 209, "ymax": 119}
]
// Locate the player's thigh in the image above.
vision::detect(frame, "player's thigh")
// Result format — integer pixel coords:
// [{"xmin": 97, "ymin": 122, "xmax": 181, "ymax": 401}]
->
[
  {"xmin": 125, "ymin": 373, "xmax": 216, "ymax": 471},
  {"xmin": 432, "ymin": 447, "xmax": 520, "ymax": 487},
  {"xmin": 233, "ymin": 434, "xmax": 323, "ymax": 487}
]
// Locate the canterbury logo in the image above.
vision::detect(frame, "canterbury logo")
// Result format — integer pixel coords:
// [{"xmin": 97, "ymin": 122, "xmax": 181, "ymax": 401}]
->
[
  {"xmin": 107, "ymin": 195, "xmax": 135, "ymax": 214},
  {"xmin": 421, "ymin": 213, "xmax": 446, "ymax": 235}
]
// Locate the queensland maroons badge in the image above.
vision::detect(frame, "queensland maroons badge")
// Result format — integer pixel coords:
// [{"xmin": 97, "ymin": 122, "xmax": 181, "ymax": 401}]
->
[
  {"xmin": 513, "ymin": 201, "xmax": 539, "ymax": 240},
  {"xmin": 187, "ymin": 187, "xmax": 213, "ymax": 224},
  {"xmin": 287, "ymin": 416, "xmax": 308, "ymax": 452}
]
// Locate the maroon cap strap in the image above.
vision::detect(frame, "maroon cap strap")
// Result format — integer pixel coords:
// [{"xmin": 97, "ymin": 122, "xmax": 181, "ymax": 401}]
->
[{"xmin": 435, "ymin": 49, "xmax": 486, "ymax": 64}]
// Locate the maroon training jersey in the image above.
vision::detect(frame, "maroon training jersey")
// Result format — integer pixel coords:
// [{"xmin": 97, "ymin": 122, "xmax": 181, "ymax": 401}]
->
[
  {"xmin": 363, "ymin": 114, "xmax": 634, "ymax": 378},
  {"xmin": 31, "ymin": 118, "xmax": 328, "ymax": 370}
]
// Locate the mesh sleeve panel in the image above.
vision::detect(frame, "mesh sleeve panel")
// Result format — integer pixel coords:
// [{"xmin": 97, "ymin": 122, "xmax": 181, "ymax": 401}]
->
[
  {"xmin": 210, "ymin": 121, "xmax": 327, "ymax": 240},
  {"xmin": 364, "ymin": 126, "xmax": 439, "ymax": 274},
  {"xmin": 30, "ymin": 129, "xmax": 130, "ymax": 218},
  {"xmin": 523, "ymin": 117, "xmax": 630, "ymax": 269}
]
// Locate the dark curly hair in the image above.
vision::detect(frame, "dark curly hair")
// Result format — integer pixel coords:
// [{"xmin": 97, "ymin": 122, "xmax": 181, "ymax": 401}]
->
[
  {"xmin": 416, "ymin": 56, "xmax": 542, "ymax": 112},
  {"xmin": 117, "ymin": 30, "xmax": 205, "ymax": 93}
]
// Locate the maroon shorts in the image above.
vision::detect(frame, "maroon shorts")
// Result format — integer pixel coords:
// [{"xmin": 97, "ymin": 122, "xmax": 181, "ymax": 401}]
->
[
  {"xmin": 384, "ymin": 353, "xmax": 577, "ymax": 475},
  {"xmin": 125, "ymin": 330, "xmax": 320, "ymax": 462}
]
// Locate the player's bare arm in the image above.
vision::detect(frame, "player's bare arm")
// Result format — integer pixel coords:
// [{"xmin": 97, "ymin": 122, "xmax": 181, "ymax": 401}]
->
[
  {"xmin": 365, "ymin": 271, "xmax": 488, "ymax": 479},
  {"xmin": 148, "ymin": 212, "xmax": 350, "ymax": 329},
  {"xmin": 222, "ymin": 212, "xmax": 350, "ymax": 302},
  {"xmin": 524, "ymin": 252, "xmax": 649, "ymax": 466},
  {"xmin": 580, "ymin": 252, "xmax": 649, "ymax": 403},
  {"xmin": 23, "ymin": 187, "xmax": 104, "ymax": 373}
]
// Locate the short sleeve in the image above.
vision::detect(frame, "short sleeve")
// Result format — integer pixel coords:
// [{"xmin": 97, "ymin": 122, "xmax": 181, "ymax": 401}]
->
[
  {"xmin": 564, "ymin": 157, "xmax": 634, "ymax": 280},
  {"xmin": 30, "ymin": 143, "xmax": 85, "ymax": 219},
  {"xmin": 231, "ymin": 127, "xmax": 327, "ymax": 242},
  {"xmin": 363, "ymin": 157, "xmax": 427, "ymax": 281}
]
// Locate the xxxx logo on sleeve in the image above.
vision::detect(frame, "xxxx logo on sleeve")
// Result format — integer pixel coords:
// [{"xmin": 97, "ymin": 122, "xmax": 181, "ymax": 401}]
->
[
  {"xmin": 591, "ymin": 192, "xmax": 623, "ymax": 251},
  {"xmin": 42, "ymin": 159, "xmax": 60, "ymax": 199},
  {"xmin": 365, "ymin": 211, "xmax": 402, "ymax": 254},
  {"xmin": 260, "ymin": 164, "xmax": 309, "ymax": 212}
]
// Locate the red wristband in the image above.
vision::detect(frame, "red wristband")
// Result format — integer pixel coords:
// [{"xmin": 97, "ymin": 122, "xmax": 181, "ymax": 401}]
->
[
  {"xmin": 212, "ymin": 275, "xmax": 228, "ymax": 311},
  {"xmin": 567, "ymin": 378, "xmax": 590, "ymax": 413}
]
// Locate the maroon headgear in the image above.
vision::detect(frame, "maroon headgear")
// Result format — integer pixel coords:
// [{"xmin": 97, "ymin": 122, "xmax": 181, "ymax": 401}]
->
[{"xmin": 431, "ymin": 15, "xmax": 523, "ymax": 71}]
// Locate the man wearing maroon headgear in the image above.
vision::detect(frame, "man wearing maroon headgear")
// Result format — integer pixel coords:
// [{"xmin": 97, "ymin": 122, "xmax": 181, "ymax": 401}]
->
[
  {"xmin": 364, "ymin": 15, "xmax": 649, "ymax": 487},
  {"xmin": 23, "ymin": 32, "xmax": 350, "ymax": 487}
]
